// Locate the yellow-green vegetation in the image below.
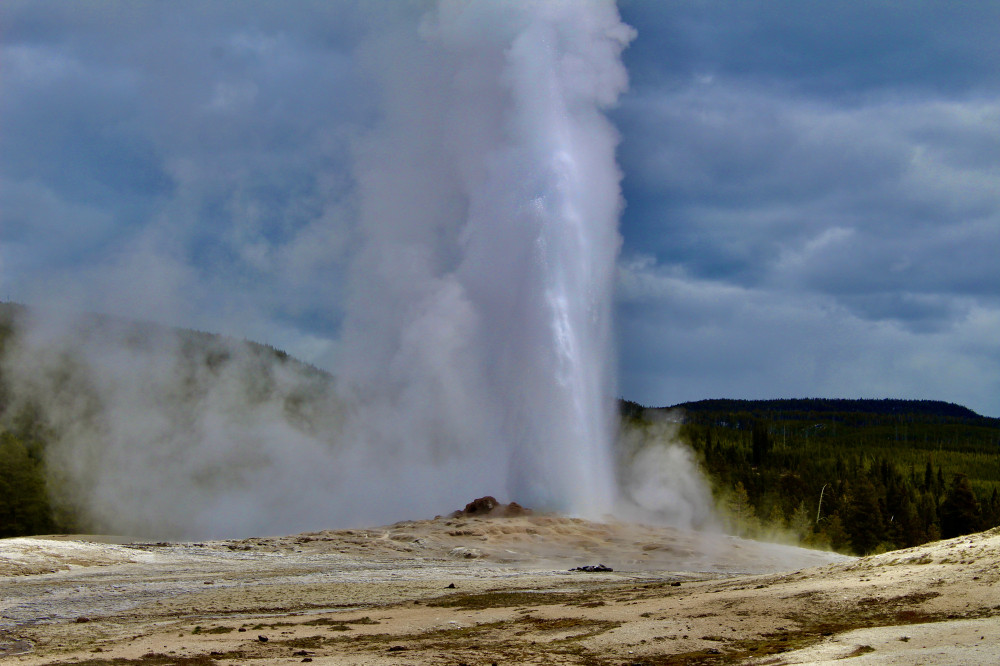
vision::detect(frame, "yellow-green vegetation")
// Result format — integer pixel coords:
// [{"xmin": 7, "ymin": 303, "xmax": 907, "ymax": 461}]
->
[
  {"xmin": 426, "ymin": 589, "xmax": 589, "ymax": 609},
  {"xmin": 191, "ymin": 626, "xmax": 233, "ymax": 634}
]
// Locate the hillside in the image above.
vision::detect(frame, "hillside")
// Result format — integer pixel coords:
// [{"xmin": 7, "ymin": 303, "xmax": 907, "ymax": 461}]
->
[
  {"xmin": 621, "ymin": 397, "xmax": 1000, "ymax": 555},
  {"xmin": 0, "ymin": 303, "xmax": 338, "ymax": 537},
  {"xmin": 671, "ymin": 397, "xmax": 993, "ymax": 422}
]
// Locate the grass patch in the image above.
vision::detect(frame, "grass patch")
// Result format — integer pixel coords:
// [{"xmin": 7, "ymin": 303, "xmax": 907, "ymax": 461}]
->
[
  {"xmin": 425, "ymin": 590, "xmax": 586, "ymax": 609},
  {"xmin": 698, "ymin": 602, "xmax": 999, "ymax": 664},
  {"xmin": 577, "ymin": 600, "xmax": 607, "ymax": 608},
  {"xmin": 67, "ymin": 655, "xmax": 220, "ymax": 666},
  {"xmin": 271, "ymin": 635, "xmax": 328, "ymax": 650},
  {"xmin": 248, "ymin": 615, "xmax": 381, "ymax": 630},
  {"xmin": 520, "ymin": 616, "xmax": 621, "ymax": 642},
  {"xmin": 302, "ymin": 615, "xmax": 378, "ymax": 627}
]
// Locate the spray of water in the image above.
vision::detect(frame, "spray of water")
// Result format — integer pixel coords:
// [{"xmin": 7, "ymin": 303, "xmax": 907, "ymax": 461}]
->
[
  {"xmin": 0, "ymin": 1, "xmax": 641, "ymax": 537},
  {"xmin": 338, "ymin": 1, "xmax": 634, "ymax": 519}
]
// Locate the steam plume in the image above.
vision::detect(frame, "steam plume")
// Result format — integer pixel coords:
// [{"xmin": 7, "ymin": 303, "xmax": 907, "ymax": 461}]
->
[
  {"xmin": 337, "ymin": 0, "xmax": 634, "ymax": 518},
  {"xmin": 1, "ymin": 1, "xmax": 637, "ymax": 537}
]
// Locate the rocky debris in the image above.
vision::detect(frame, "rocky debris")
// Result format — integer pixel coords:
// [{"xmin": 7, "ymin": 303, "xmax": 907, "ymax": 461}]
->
[
  {"xmin": 458, "ymin": 496, "xmax": 499, "ymax": 515},
  {"xmin": 452, "ymin": 496, "xmax": 533, "ymax": 518},
  {"xmin": 0, "ymin": 640, "xmax": 33, "ymax": 657},
  {"xmin": 570, "ymin": 564, "xmax": 613, "ymax": 572},
  {"xmin": 504, "ymin": 501, "xmax": 530, "ymax": 516}
]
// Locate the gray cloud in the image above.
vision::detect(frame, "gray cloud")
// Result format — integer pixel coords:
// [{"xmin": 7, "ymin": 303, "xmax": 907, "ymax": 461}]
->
[
  {"xmin": 0, "ymin": 0, "xmax": 372, "ymax": 356},
  {"xmin": 613, "ymin": 41, "xmax": 1000, "ymax": 413},
  {"xmin": 616, "ymin": 257, "xmax": 1000, "ymax": 416},
  {"xmin": 619, "ymin": 0, "xmax": 1000, "ymax": 96}
]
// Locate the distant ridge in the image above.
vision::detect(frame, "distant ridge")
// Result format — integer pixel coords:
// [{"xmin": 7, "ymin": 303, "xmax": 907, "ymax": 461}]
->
[
  {"xmin": 621, "ymin": 397, "xmax": 998, "ymax": 427},
  {"xmin": 0, "ymin": 301, "xmax": 328, "ymax": 380},
  {"xmin": 673, "ymin": 398, "xmax": 984, "ymax": 419}
]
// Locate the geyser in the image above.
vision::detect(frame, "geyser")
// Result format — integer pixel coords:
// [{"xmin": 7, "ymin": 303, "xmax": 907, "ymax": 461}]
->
[
  {"xmin": 0, "ymin": 1, "xmax": 637, "ymax": 538},
  {"xmin": 338, "ymin": 0, "xmax": 634, "ymax": 518}
]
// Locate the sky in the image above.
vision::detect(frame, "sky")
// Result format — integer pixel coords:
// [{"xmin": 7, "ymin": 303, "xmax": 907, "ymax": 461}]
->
[{"xmin": 2, "ymin": 0, "xmax": 999, "ymax": 417}]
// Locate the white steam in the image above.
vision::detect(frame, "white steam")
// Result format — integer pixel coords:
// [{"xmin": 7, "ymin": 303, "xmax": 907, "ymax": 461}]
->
[
  {"xmin": 616, "ymin": 418, "xmax": 717, "ymax": 530},
  {"xmin": 338, "ymin": 1, "xmax": 634, "ymax": 519},
  {"xmin": 1, "ymin": 1, "xmax": 640, "ymax": 538},
  {"xmin": 2, "ymin": 312, "xmax": 346, "ymax": 538}
]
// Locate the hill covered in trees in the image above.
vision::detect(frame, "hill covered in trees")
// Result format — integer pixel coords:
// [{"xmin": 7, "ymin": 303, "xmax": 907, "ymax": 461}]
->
[
  {"xmin": 0, "ymin": 302, "xmax": 336, "ymax": 537},
  {"xmin": 621, "ymin": 398, "xmax": 1000, "ymax": 554}
]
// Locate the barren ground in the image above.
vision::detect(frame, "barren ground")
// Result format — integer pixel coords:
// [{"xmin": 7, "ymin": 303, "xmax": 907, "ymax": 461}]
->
[{"xmin": 2, "ymin": 514, "xmax": 998, "ymax": 665}]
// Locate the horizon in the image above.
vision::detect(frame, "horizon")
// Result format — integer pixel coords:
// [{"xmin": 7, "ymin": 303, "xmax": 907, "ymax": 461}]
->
[{"xmin": 6, "ymin": 296, "xmax": 996, "ymax": 421}]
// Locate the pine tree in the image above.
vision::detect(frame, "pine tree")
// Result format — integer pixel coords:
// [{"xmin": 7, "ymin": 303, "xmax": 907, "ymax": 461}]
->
[
  {"xmin": 985, "ymin": 488, "xmax": 1000, "ymax": 529},
  {"xmin": 846, "ymin": 479, "xmax": 885, "ymax": 554},
  {"xmin": 0, "ymin": 432, "xmax": 54, "ymax": 537},
  {"xmin": 751, "ymin": 421, "xmax": 771, "ymax": 467},
  {"xmin": 726, "ymin": 481, "xmax": 759, "ymax": 538},
  {"xmin": 939, "ymin": 474, "xmax": 981, "ymax": 538},
  {"xmin": 789, "ymin": 500, "xmax": 814, "ymax": 542},
  {"xmin": 819, "ymin": 512, "xmax": 850, "ymax": 552}
]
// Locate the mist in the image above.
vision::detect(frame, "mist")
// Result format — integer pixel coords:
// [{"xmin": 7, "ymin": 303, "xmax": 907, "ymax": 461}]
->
[
  {"xmin": 336, "ymin": 1, "xmax": 635, "ymax": 519},
  {"xmin": 0, "ymin": 1, "xmax": 657, "ymax": 539}
]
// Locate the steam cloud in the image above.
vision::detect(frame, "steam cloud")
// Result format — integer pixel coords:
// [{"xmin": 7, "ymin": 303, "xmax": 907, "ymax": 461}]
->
[
  {"xmin": 337, "ymin": 1, "xmax": 634, "ymax": 519},
  {"xmin": 0, "ymin": 2, "xmax": 713, "ymax": 539}
]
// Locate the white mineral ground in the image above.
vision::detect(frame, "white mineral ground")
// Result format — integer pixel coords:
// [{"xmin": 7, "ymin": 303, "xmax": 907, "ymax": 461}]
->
[{"xmin": 1, "ymin": 511, "xmax": 998, "ymax": 665}]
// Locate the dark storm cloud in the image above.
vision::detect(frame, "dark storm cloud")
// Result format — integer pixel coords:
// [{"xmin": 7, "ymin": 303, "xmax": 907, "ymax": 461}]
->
[
  {"xmin": 0, "ymin": 0, "xmax": 381, "ymax": 357},
  {"xmin": 618, "ymin": 0, "xmax": 1000, "ymax": 96},
  {"xmin": 616, "ymin": 87, "xmax": 1000, "ymax": 317},
  {"xmin": 612, "ymin": 1, "xmax": 1000, "ymax": 415}
]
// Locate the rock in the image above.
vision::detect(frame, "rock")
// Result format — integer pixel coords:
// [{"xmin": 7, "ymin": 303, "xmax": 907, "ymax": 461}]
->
[
  {"xmin": 505, "ymin": 501, "xmax": 530, "ymax": 516},
  {"xmin": 451, "ymin": 496, "xmax": 533, "ymax": 518},
  {"xmin": 569, "ymin": 564, "xmax": 613, "ymax": 572},
  {"xmin": 463, "ymin": 496, "xmax": 499, "ymax": 515}
]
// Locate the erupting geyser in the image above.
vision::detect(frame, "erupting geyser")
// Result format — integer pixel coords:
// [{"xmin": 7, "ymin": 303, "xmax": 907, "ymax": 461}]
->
[
  {"xmin": 1, "ymin": 1, "xmax": 638, "ymax": 538},
  {"xmin": 339, "ymin": 1, "xmax": 634, "ymax": 518}
]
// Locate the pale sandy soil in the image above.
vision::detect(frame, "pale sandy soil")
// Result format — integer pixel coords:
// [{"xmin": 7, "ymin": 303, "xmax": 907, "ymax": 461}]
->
[{"xmin": 1, "ymin": 514, "xmax": 997, "ymax": 665}]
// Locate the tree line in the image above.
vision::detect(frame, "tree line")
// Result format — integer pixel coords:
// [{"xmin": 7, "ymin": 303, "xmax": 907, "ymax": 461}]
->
[{"xmin": 622, "ymin": 399, "xmax": 1000, "ymax": 554}]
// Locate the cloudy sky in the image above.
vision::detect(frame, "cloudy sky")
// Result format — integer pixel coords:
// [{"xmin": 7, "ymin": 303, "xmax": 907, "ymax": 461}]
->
[{"xmin": 2, "ymin": 1, "xmax": 999, "ymax": 417}]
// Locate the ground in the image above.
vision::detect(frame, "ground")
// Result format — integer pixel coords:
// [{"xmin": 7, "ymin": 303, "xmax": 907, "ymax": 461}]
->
[{"xmin": 2, "ymin": 513, "xmax": 998, "ymax": 665}]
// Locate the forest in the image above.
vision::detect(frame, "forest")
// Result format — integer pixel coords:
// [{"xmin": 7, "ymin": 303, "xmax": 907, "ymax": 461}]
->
[{"xmin": 621, "ymin": 398, "xmax": 1000, "ymax": 554}]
